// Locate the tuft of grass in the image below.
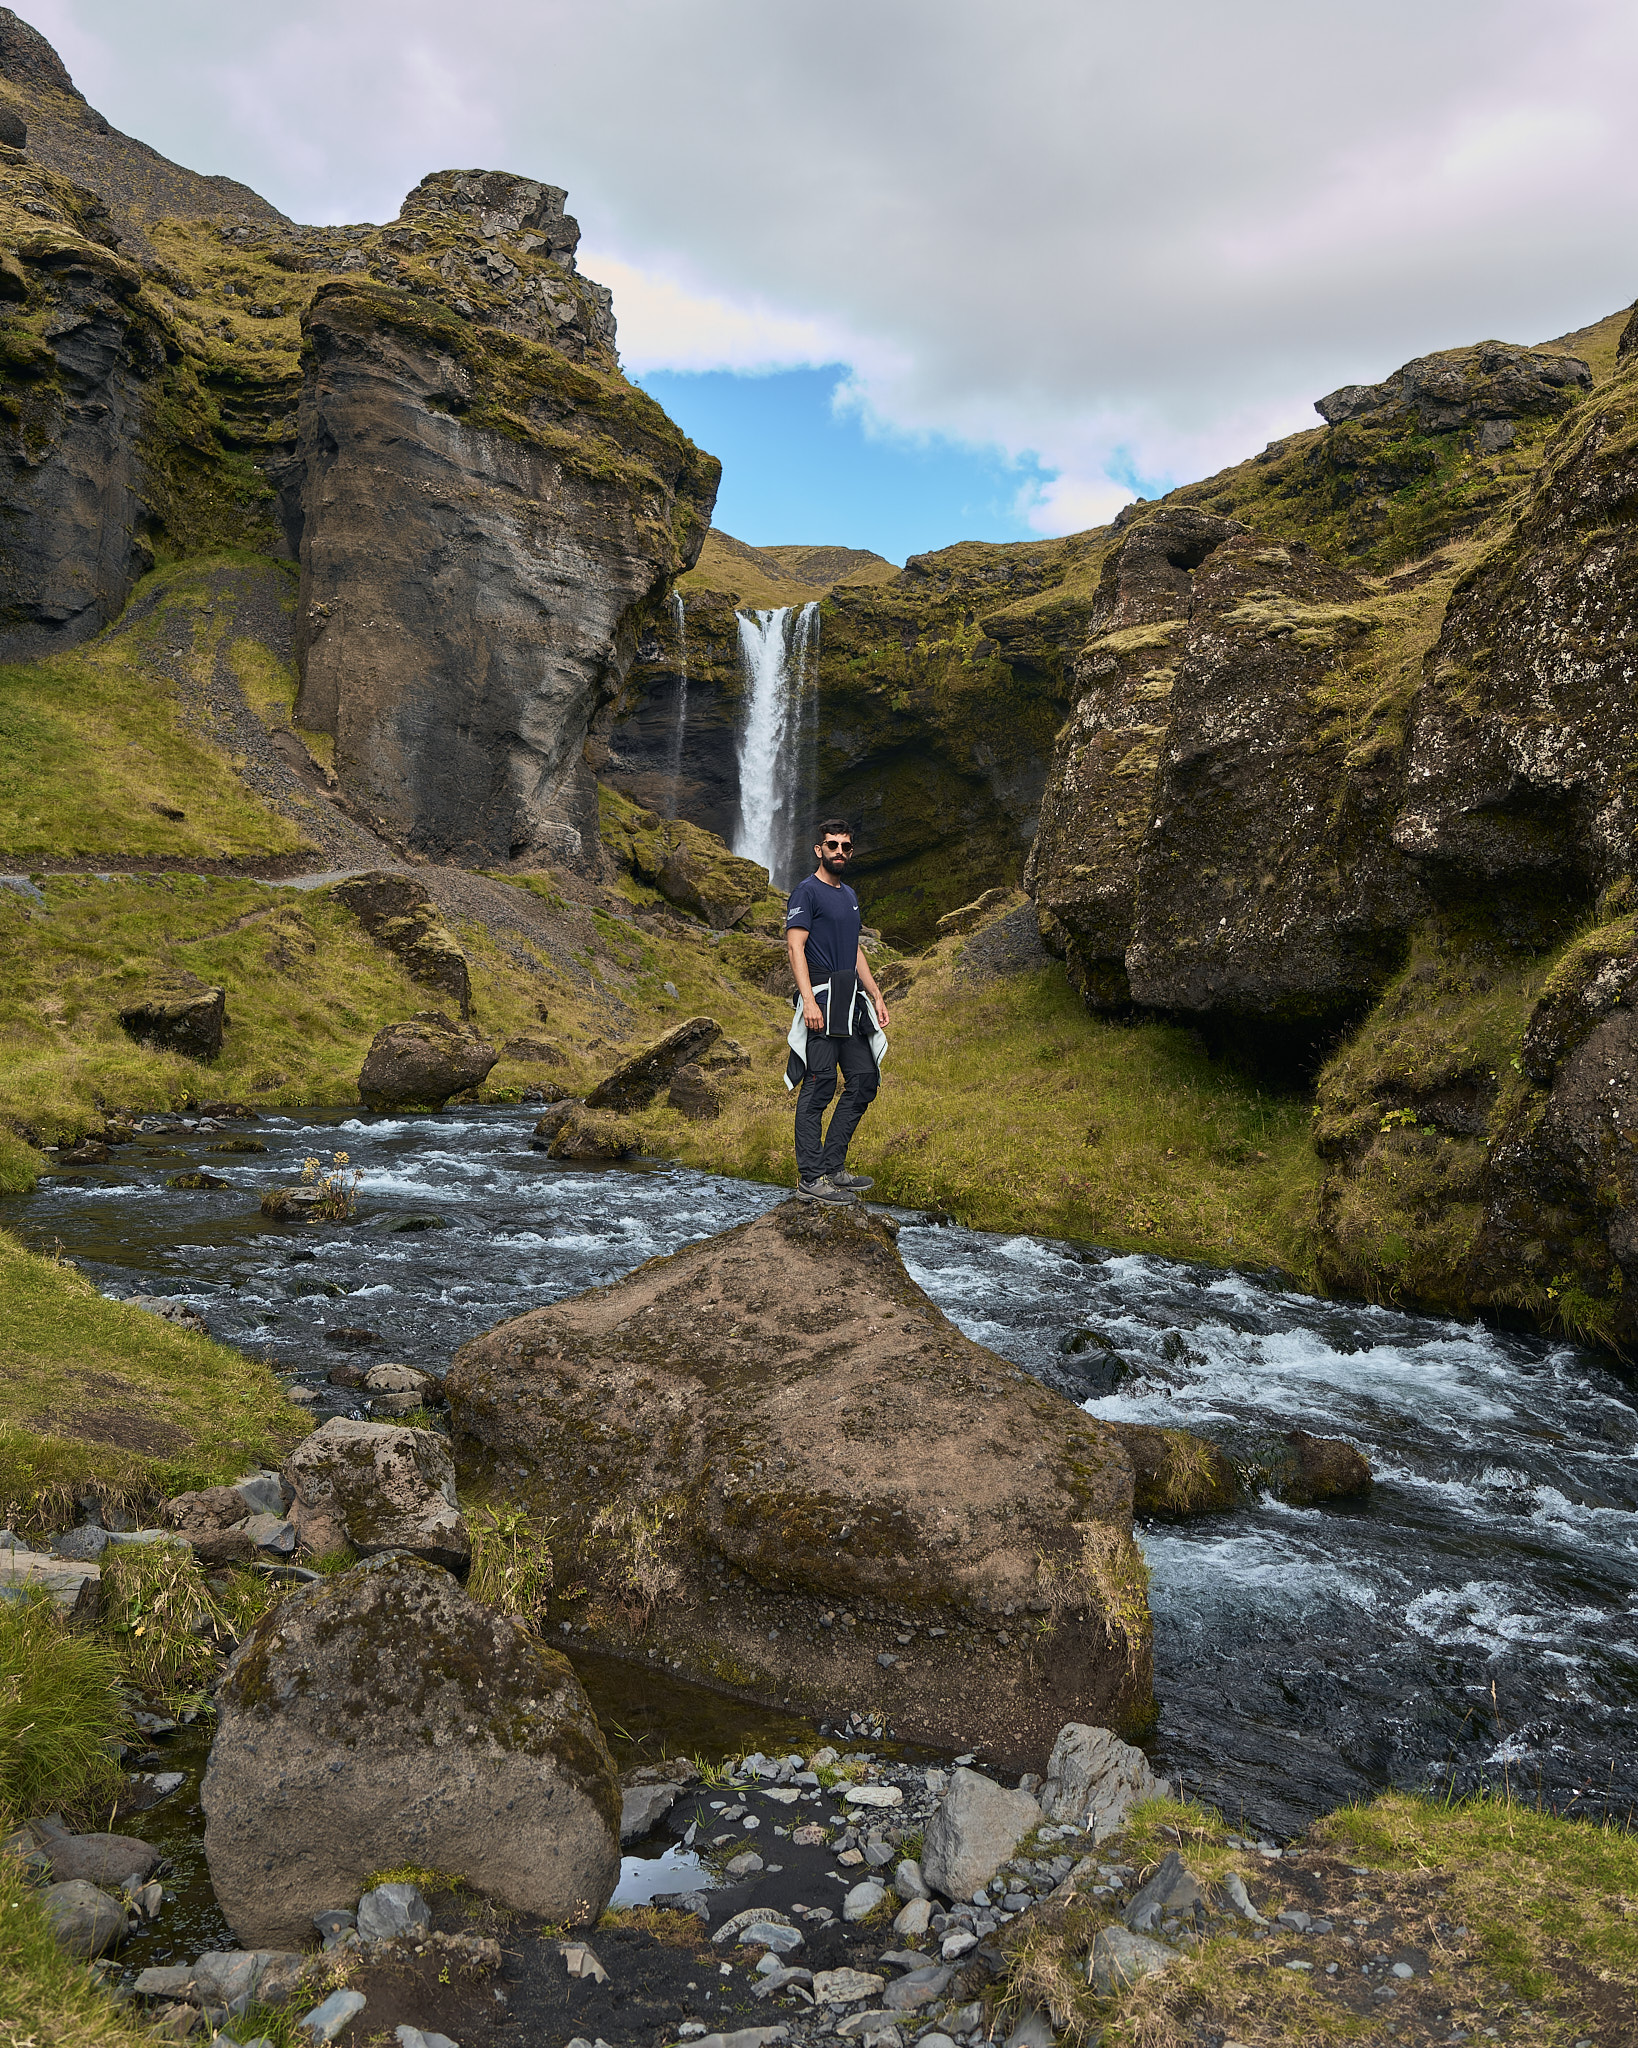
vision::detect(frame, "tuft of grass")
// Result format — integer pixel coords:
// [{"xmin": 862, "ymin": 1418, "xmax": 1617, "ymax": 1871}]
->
[
  {"xmin": 467, "ymin": 1503, "xmax": 555, "ymax": 1631},
  {"xmin": 0, "ymin": 1129, "xmax": 38, "ymax": 1195},
  {"xmin": 0, "ymin": 1591, "xmax": 130, "ymax": 1823},
  {"xmin": 99, "ymin": 1538, "xmax": 228, "ymax": 1710}
]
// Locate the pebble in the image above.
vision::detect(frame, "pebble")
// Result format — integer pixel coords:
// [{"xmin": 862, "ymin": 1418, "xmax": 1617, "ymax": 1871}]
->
[
  {"xmin": 812, "ymin": 1967, "xmax": 885, "ymax": 2004},
  {"xmin": 296, "ymin": 1988, "xmax": 367, "ymax": 2040},
  {"xmin": 844, "ymin": 1785, "xmax": 903, "ymax": 1808},
  {"xmin": 725, "ymin": 1852, "xmax": 765, "ymax": 1878},
  {"xmin": 842, "ymin": 1880, "xmax": 886, "ymax": 1923}
]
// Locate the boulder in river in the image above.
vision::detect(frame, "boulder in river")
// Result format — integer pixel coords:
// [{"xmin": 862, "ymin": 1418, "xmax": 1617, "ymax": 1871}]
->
[
  {"xmin": 117, "ymin": 972, "xmax": 227, "ymax": 1060},
  {"xmin": 357, "ymin": 1011, "xmax": 497, "ymax": 1111},
  {"xmin": 202, "ymin": 1553, "xmax": 621, "ymax": 1946},
  {"xmin": 585, "ymin": 1015, "xmax": 721, "ymax": 1111},
  {"xmin": 282, "ymin": 1417, "xmax": 469, "ymax": 1574},
  {"xmin": 546, "ymin": 1107, "xmax": 643, "ymax": 1161},
  {"xmin": 1269, "ymin": 1430, "xmax": 1372, "ymax": 1505},
  {"xmin": 1106, "ymin": 1423, "xmax": 1240, "ymax": 1516},
  {"xmin": 447, "ymin": 1200, "xmax": 1150, "ymax": 1766}
]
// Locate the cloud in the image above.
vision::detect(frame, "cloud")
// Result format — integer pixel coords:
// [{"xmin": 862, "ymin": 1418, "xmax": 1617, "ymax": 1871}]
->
[{"xmin": 22, "ymin": 0, "xmax": 1638, "ymax": 534}]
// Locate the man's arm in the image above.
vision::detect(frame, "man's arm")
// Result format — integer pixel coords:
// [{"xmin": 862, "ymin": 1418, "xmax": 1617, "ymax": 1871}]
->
[
  {"xmin": 856, "ymin": 944, "xmax": 890, "ymax": 1029},
  {"xmin": 788, "ymin": 926, "xmax": 824, "ymax": 1031}
]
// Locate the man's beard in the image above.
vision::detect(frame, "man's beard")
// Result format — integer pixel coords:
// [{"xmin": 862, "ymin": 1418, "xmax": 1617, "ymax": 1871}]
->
[{"xmin": 820, "ymin": 852, "xmax": 851, "ymax": 876}]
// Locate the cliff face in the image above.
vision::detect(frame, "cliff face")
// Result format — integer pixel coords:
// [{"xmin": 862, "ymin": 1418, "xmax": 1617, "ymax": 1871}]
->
[{"xmin": 0, "ymin": 19, "xmax": 717, "ymax": 864}]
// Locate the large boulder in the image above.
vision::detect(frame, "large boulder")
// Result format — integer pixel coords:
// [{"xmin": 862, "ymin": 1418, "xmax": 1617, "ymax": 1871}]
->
[
  {"xmin": 202, "ymin": 1554, "xmax": 621, "ymax": 1946},
  {"xmin": 547, "ymin": 1108, "xmax": 643, "ymax": 1161},
  {"xmin": 117, "ymin": 972, "xmax": 227, "ymax": 1060},
  {"xmin": 585, "ymin": 1016, "xmax": 722, "ymax": 1111},
  {"xmin": 447, "ymin": 1201, "xmax": 1149, "ymax": 1766},
  {"xmin": 1039, "ymin": 1723, "xmax": 1168, "ymax": 1838},
  {"xmin": 921, "ymin": 1769, "xmax": 1040, "ymax": 1901},
  {"xmin": 334, "ymin": 873, "xmax": 472, "ymax": 1017},
  {"xmin": 282, "ymin": 1417, "xmax": 469, "ymax": 1574},
  {"xmin": 357, "ymin": 1012, "xmax": 497, "ymax": 1111}
]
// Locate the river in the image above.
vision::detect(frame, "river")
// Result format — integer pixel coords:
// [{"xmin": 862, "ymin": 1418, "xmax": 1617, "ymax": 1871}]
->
[{"xmin": 18, "ymin": 1103, "xmax": 1638, "ymax": 1837}]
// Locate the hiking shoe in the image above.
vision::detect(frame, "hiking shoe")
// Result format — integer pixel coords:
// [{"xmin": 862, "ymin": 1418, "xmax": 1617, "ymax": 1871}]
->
[
  {"xmin": 830, "ymin": 1170, "xmax": 875, "ymax": 1192},
  {"xmin": 798, "ymin": 1175, "xmax": 856, "ymax": 1205}
]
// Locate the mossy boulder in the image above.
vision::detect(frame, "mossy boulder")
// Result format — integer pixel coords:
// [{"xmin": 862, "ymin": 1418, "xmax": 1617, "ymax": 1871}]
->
[
  {"xmin": 357, "ymin": 1011, "xmax": 497, "ymax": 1111},
  {"xmin": 1107, "ymin": 1424, "xmax": 1240, "ymax": 1517},
  {"xmin": 599, "ymin": 782, "xmax": 773, "ymax": 926},
  {"xmin": 446, "ymin": 1199, "xmax": 1150, "ymax": 1768},
  {"xmin": 546, "ymin": 1107, "xmax": 643, "ymax": 1161},
  {"xmin": 585, "ymin": 1014, "xmax": 720, "ymax": 1111},
  {"xmin": 117, "ymin": 971, "xmax": 227, "ymax": 1061},
  {"xmin": 202, "ymin": 1553, "xmax": 620, "ymax": 1947},
  {"xmin": 281, "ymin": 1416, "xmax": 469, "ymax": 1574},
  {"xmin": 334, "ymin": 873, "xmax": 471, "ymax": 1016}
]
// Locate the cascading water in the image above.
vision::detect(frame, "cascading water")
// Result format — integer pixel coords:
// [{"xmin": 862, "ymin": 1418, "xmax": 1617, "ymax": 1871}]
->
[
  {"xmin": 732, "ymin": 601, "xmax": 820, "ymax": 890},
  {"xmin": 663, "ymin": 591, "xmax": 688, "ymax": 818}
]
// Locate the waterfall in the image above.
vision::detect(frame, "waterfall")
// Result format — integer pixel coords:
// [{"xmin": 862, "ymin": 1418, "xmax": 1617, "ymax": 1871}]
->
[
  {"xmin": 732, "ymin": 601, "xmax": 820, "ymax": 891},
  {"xmin": 664, "ymin": 591, "xmax": 688, "ymax": 818}
]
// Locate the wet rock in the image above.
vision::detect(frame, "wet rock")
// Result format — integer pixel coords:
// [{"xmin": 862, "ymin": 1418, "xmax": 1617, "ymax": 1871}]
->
[
  {"xmin": 37, "ymin": 1831, "xmax": 159, "ymax": 1886},
  {"xmin": 131, "ymin": 1297, "xmax": 210, "ymax": 1332},
  {"xmin": 117, "ymin": 973, "xmax": 228, "ymax": 1061},
  {"xmin": 41, "ymin": 1878, "xmax": 126, "ymax": 1956},
  {"xmin": 162, "ymin": 1488, "xmax": 256, "ymax": 1566},
  {"xmin": 1106, "ymin": 1423, "xmax": 1240, "ymax": 1517},
  {"xmin": 1040, "ymin": 1722, "xmax": 1168, "ymax": 1837},
  {"xmin": 667, "ymin": 1061, "xmax": 721, "ymax": 1120},
  {"xmin": 529, "ymin": 1099, "xmax": 583, "ymax": 1148},
  {"xmin": 335, "ymin": 874, "xmax": 471, "ymax": 1017},
  {"xmin": 620, "ymin": 1781, "xmax": 681, "ymax": 1841},
  {"xmin": 203, "ymin": 1553, "xmax": 620, "ymax": 1946},
  {"xmin": 546, "ymin": 1107, "xmax": 644, "ymax": 1161},
  {"xmin": 447, "ymin": 1200, "xmax": 1147, "ymax": 1765},
  {"xmin": 168, "ymin": 1171, "xmax": 230, "ymax": 1190},
  {"xmin": 60, "ymin": 1138, "xmax": 111, "ymax": 1164},
  {"xmin": 357, "ymin": 1012, "xmax": 497, "ymax": 1112},
  {"xmin": 921, "ymin": 1770, "xmax": 1040, "ymax": 1901},
  {"xmin": 327, "ymin": 1362, "xmax": 368, "ymax": 1388},
  {"xmin": 362, "ymin": 1362, "xmax": 437, "ymax": 1397},
  {"xmin": 282, "ymin": 1416, "xmax": 469, "ymax": 1573},
  {"xmin": 356, "ymin": 1881, "xmax": 432, "ymax": 1943},
  {"xmin": 1090, "ymin": 1924, "xmax": 1175, "ymax": 1994},
  {"xmin": 1268, "ymin": 1431, "xmax": 1372, "ymax": 1505},
  {"xmin": 585, "ymin": 1015, "xmax": 722, "ymax": 1111},
  {"xmin": 325, "ymin": 1326, "xmax": 380, "ymax": 1347}
]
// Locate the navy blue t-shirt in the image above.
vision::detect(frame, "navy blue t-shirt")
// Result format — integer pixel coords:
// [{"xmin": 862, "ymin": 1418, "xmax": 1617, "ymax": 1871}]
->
[{"xmin": 785, "ymin": 874, "xmax": 861, "ymax": 1035}]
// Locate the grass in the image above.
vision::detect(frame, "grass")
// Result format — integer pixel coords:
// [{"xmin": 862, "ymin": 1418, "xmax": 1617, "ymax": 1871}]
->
[
  {"xmin": 0, "ymin": 1593, "xmax": 130, "ymax": 1823},
  {"xmin": 992, "ymin": 1790, "xmax": 1638, "ymax": 2048},
  {"xmin": 99, "ymin": 1538, "xmax": 234, "ymax": 1711},
  {"xmin": 0, "ymin": 554, "xmax": 310, "ymax": 863},
  {"xmin": 0, "ymin": 1846, "xmax": 158, "ymax": 2048},
  {"xmin": 0, "ymin": 1230, "xmax": 308, "ymax": 1530}
]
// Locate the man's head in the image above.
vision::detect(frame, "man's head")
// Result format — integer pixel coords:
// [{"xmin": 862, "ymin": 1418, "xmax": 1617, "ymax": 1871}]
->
[{"xmin": 814, "ymin": 817, "xmax": 853, "ymax": 877}]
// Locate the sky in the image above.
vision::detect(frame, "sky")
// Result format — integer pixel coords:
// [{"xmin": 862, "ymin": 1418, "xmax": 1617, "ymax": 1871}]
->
[{"xmin": 21, "ymin": 0, "xmax": 1638, "ymax": 560}]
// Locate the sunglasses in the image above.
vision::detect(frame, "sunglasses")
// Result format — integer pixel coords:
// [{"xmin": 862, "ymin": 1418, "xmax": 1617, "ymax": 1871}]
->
[{"xmin": 822, "ymin": 839, "xmax": 853, "ymax": 852}]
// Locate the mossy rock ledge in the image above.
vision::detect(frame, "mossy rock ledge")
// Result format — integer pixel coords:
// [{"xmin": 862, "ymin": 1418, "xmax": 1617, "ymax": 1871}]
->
[
  {"xmin": 446, "ymin": 1200, "xmax": 1152, "ymax": 1766},
  {"xmin": 202, "ymin": 1552, "xmax": 620, "ymax": 1947}
]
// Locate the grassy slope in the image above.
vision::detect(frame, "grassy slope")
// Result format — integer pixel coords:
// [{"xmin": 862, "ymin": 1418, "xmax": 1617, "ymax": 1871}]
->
[{"xmin": 0, "ymin": 1231, "xmax": 308, "ymax": 1526}]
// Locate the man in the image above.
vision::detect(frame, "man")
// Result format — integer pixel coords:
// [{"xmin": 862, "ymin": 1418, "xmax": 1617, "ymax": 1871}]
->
[{"xmin": 784, "ymin": 818, "xmax": 892, "ymax": 1205}]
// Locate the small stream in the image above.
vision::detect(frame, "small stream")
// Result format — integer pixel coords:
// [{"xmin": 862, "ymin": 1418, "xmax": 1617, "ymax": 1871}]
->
[{"xmin": 17, "ymin": 1104, "xmax": 1638, "ymax": 1838}]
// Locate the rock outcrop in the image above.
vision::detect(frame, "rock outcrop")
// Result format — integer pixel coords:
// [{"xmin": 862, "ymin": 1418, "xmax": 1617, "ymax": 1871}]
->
[
  {"xmin": 447, "ymin": 1200, "xmax": 1150, "ymax": 1766},
  {"xmin": 335, "ymin": 872, "xmax": 471, "ymax": 1015},
  {"xmin": 202, "ymin": 1553, "xmax": 621, "ymax": 1946},
  {"xmin": 357, "ymin": 1012, "xmax": 496, "ymax": 1111},
  {"xmin": 585, "ymin": 1015, "xmax": 721, "ymax": 1110},
  {"xmin": 117, "ymin": 973, "xmax": 227, "ymax": 1060}
]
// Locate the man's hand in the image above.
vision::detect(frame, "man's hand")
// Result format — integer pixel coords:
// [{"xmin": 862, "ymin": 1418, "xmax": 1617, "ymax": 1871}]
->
[
  {"xmin": 802, "ymin": 995, "xmax": 824, "ymax": 1031},
  {"xmin": 873, "ymin": 997, "xmax": 891, "ymax": 1028}
]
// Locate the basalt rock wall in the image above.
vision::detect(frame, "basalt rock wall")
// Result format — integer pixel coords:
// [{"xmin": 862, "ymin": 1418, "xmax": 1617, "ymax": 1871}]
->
[{"xmin": 0, "ymin": 18, "xmax": 718, "ymax": 866}]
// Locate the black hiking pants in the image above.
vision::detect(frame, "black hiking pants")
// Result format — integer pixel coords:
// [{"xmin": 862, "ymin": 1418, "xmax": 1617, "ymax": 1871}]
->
[{"xmin": 794, "ymin": 1013, "xmax": 880, "ymax": 1182}]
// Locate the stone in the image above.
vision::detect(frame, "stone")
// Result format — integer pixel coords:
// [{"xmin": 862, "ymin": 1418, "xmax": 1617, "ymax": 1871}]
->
[
  {"xmin": 1269, "ymin": 1431, "xmax": 1372, "ymax": 1506},
  {"xmin": 736, "ymin": 1917, "xmax": 800, "ymax": 1951},
  {"xmin": 49, "ymin": 1524, "xmax": 108, "ymax": 1561},
  {"xmin": 893, "ymin": 1897, "xmax": 932, "ymax": 1939},
  {"xmin": 41, "ymin": 1879, "xmax": 126, "ymax": 1956},
  {"xmin": 834, "ymin": 2015, "xmax": 898, "ymax": 2042},
  {"xmin": 234, "ymin": 1475, "xmax": 287, "ymax": 1518},
  {"xmin": 813, "ymin": 1968, "xmax": 885, "ymax": 2004},
  {"xmin": 683, "ymin": 2031, "xmax": 787, "ymax": 2048},
  {"xmin": 356, "ymin": 1882, "xmax": 432, "ymax": 1943},
  {"xmin": 667, "ymin": 1062, "xmax": 722, "ymax": 1121},
  {"xmin": 38, "ymin": 1831, "xmax": 159, "ymax": 1886},
  {"xmin": 724, "ymin": 1851, "xmax": 766, "ymax": 1879},
  {"xmin": 161, "ymin": 1489, "xmax": 255, "ymax": 1566},
  {"xmin": 501, "ymin": 1036, "xmax": 567, "ymax": 1065},
  {"xmin": 1002, "ymin": 2010, "xmax": 1055, "ymax": 2048},
  {"xmin": 135, "ymin": 1966, "xmax": 200, "ymax": 2000},
  {"xmin": 295, "ymin": 1988, "xmax": 368, "ymax": 2040},
  {"xmin": 546, "ymin": 1107, "xmax": 645, "ymax": 1162},
  {"xmin": 880, "ymin": 1966, "xmax": 951, "ymax": 2011},
  {"xmin": 118, "ymin": 974, "xmax": 227, "ymax": 1061},
  {"xmin": 844, "ymin": 1784, "xmax": 903, "ymax": 1808},
  {"xmin": 363, "ymin": 1363, "xmax": 437, "ymax": 1396},
  {"xmin": 620, "ymin": 1781, "xmax": 681, "ymax": 1841},
  {"xmin": 396, "ymin": 2030, "xmax": 460, "ymax": 2048},
  {"xmin": 940, "ymin": 1931, "xmax": 977, "ymax": 1960},
  {"xmin": 314, "ymin": 1909, "xmax": 356, "ymax": 1942},
  {"xmin": 0, "ymin": 1547, "xmax": 102, "ymax": 1618},
  {"xmin": 1105, "ymin": 1425, "xmax": 1239, "ymax": 1517},
  {"xmin": 752, "ymin": 1966, "xmax": 813, "ymax": 1999},
  {"xmin": 242, "ymin": 1514, "xmax": 297, "ymax": 1555},
  {"xmin": 892, "ymin": 1859, "xmax": 929, "ymax": 1901},
  {"xmin": 1039, "ymin": 1724, "xmax": 1168, "ymax": 1838},
  {"xmin": 842, "ymin": 1881, "xmax": 885, "ymax": 1922},
  {"xmin": 586, "ymin": 1016, "xmax": 722, "ymax": 1112},
  {"xmin": 282, "ymin": 1417, "xmax": 469, "ymax": 1573},
  {"xmin": 334, "ymin": 874, "xmax": 471, "ymax": 1018},
  {"xmin": 529, "ymin": 1099, "xmax": 582, "ymax": 1148},
  {"xmin": 935, "ymin": 888, "xmax": 1015, "ymax": 939},
  {"xmin": 192, "ymin": 1950, "xmax": 311, "ymax": 2006},
  {"xmin": 357, "ymin": 1013, "xmax": 497, "ymax": 1112},
  {"xmin": 1123, "ymin": 1851, "xmax": 1205, "ymax": 1934},
  {"xmin": 1090, "ymin": 1924, "xmax": 1175, "ymax": 1994},
  {"xmin": 203, "ymin": 1553, "xmax": 620, "ymax": 1947},
  {"xmin": 446, "ymin": 1201, "xmax": 1147, "ymax": 1765},
  {"xmin": 1221, "ymin": 1871, "xmax": 1265, "ymax": 1924},
  {"xmin": 921, "ymin": 1770, "xmax": 1041, "ymax": 1901}
]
